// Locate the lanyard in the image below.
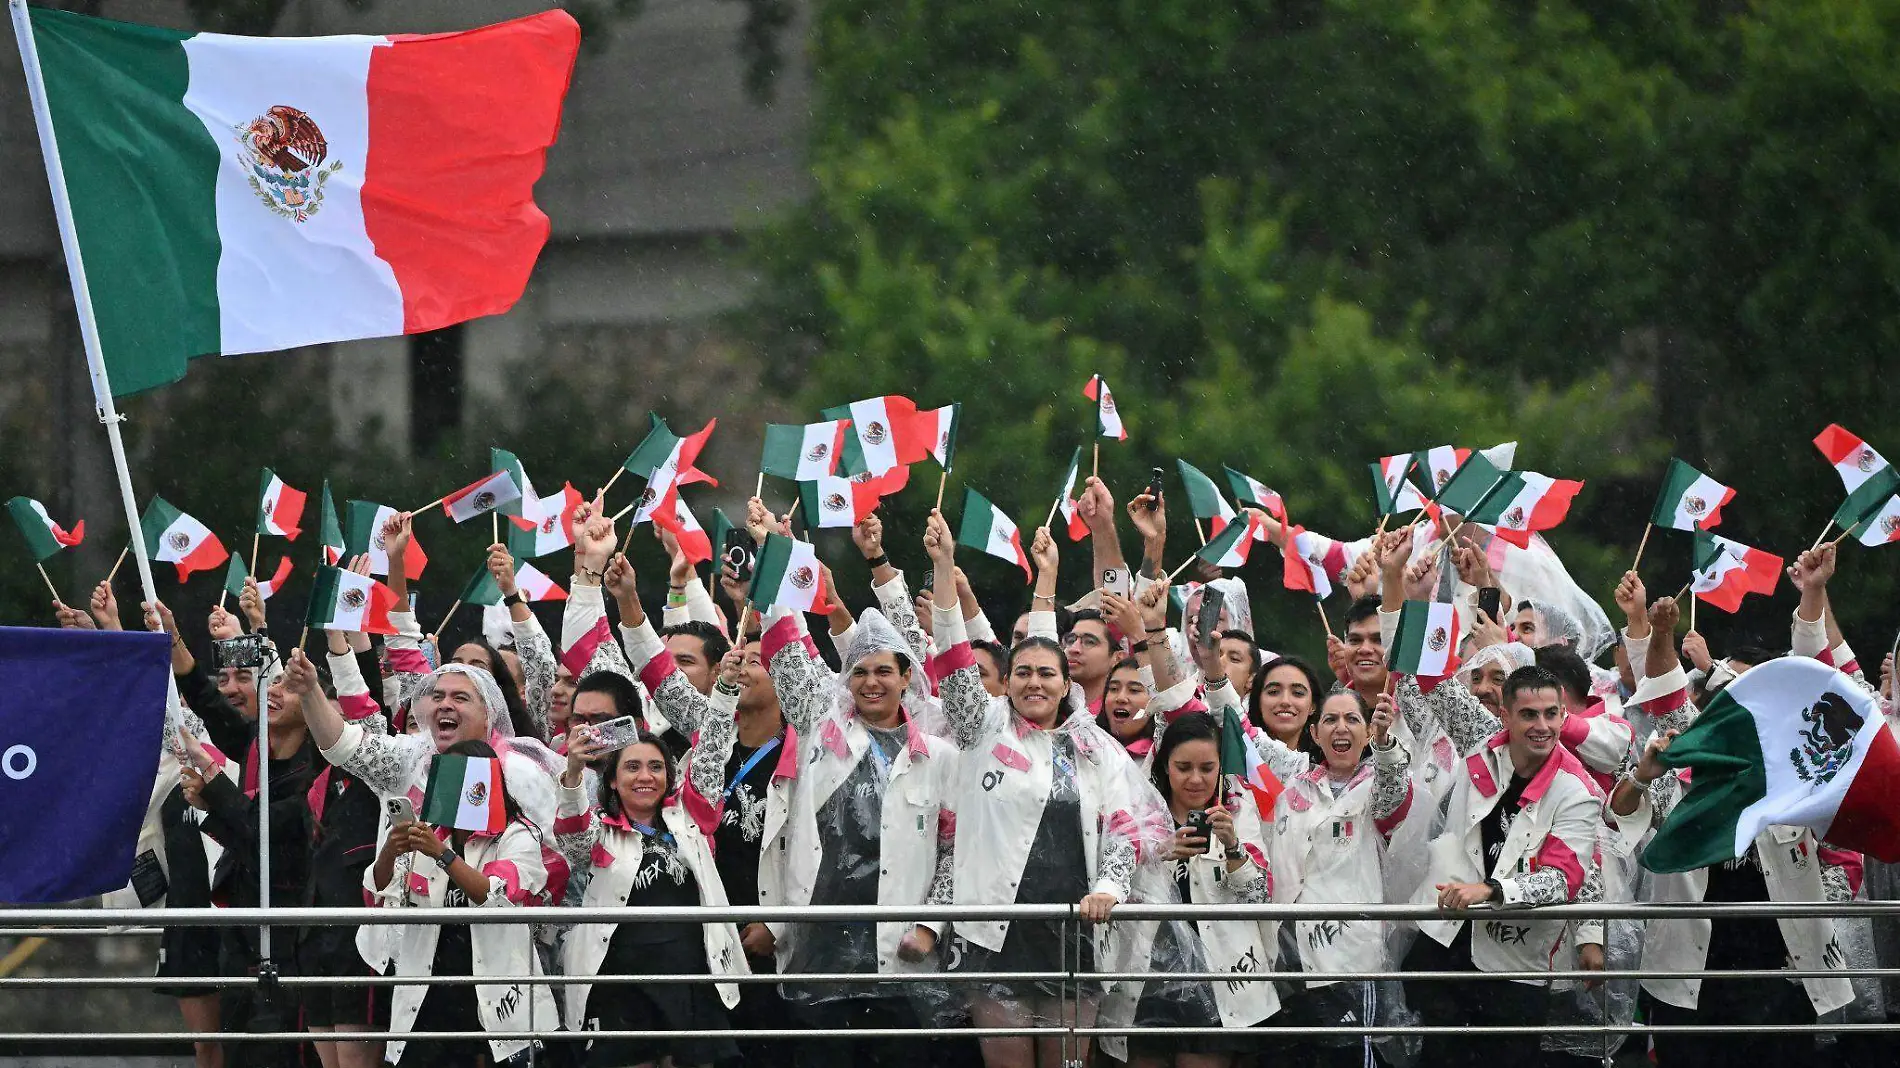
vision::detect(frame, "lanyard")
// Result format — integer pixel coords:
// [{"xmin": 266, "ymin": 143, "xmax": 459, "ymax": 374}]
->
[
  {"xmin": 726, "ymin": 737, "xmax": 781, "ymax": 799},
  {"xmin": 627, "ymin": 819, "xmax": 676, "ymax": 847}
]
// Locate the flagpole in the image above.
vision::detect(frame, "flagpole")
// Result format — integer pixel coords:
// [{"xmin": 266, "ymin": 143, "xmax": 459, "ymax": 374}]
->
[
  {"xmin": 1044, "ymin": 496, "xmax": 1062, "ymax": 531},
  {"xmin": 1630, "ymin": 522, "xmax": 1654, "ymax": 571},
  {"xmin": 1689, "ymin": 594, "xmax": 1696, "ymax": 633},
  {"xmin": 1810, "ymin": 519, "xmax": 1834, "ymax": 551},
  {"xmin": 249, "ymin": 532, "xmax": 259, "ymax": 581},
  {"xmin": 754, "ymin": 472, "xmax": 765, "ymax": 499},
  {"xmin": 1194, "ymin": 516, "xmax": 1206, "ymax": 546},
  {"xmin": 1827, "ymin": 527, "xmax": 1854, "ymax": 548},
  {"xmin": 436, "ymin": 598, "xmax": 463, "ymax": 642},
  {"xmin": 1092, "ymin": 442, "xmax": 1099, "ymax": 480},
  {"xmin": 34, "ymin": 561, "xmax": 59, "ymax": 603},
  {"xmin": 935, "ymin": 470, "xmax": 948, "ymax": 512},
  {"xmin": 411, "ymin": 494, "xmax": 448, "ymax": 514},
  {"xmin": 105, "ymin": 545, "xmax": 127, "ymax": 583},
  {"xmin": 12, "ymin": 0, "xmax": 263, "ymax": 958},
  {"xmin": 598, "ymin": 466, "xmax": 626, "ymax": 501}
]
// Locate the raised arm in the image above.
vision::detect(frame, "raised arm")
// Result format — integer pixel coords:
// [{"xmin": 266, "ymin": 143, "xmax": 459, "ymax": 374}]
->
[
  {"xmin": 926, "ymin": 509, "xmax": 996, "ymax": 750},
  {"xmin": 682, "ymin": 652, "xmax": 743, "ymax": 827},
  {"xmin": 1369, "ymin": 692, "xmax": 1415, "ymax": 833},
  {"xmin": 607, "ymin": 552, "xmax": 712, "ymax": 737},
  {"xmin": 1026, "ymin": 525, "xmax": 1060, "ymax": 638},
  {"xmin": 1788, "ymin": 545, "xmax": 1835, "ymax": 659},
  {"xmin": 1078, "ymin": 476, "xmax": 1127, "ymax": 581}
]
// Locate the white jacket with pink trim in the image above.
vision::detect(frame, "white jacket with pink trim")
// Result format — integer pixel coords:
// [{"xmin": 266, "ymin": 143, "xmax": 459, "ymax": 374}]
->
[
  {"xmin": 1409, "ymin": 731, "xmax": 1602, "ymax": 981},
  {"xmin": 360, "ymin": 819, "xmax": 560, "ymax": 1064}
]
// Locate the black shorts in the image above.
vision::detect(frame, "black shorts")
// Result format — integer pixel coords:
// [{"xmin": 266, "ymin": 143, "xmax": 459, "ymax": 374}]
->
[
  {"xmin": 153, "ymin": 925, "xmax": 222, "ymax": 999},
  {"xmin": 296, "ymin": 927, "xmax": 387, "ymax": 1029}
]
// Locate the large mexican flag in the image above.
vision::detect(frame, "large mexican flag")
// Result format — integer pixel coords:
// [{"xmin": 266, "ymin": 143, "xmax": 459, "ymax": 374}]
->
[
  {"xmin": 19, "ymin": 7, "xmax": 579, "ymax": 397},
  {"xmin": 1644, "ymin": 657, "xmax": 1900, "ymax": 872}
]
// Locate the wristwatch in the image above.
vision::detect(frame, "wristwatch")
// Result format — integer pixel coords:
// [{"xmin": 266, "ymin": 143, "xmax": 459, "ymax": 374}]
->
[
  {"xmin": 1483, "ymin": 877, "xmax": 1503, "ymax": 903},
  {"xmin": 1224, "ymin": 844, "xmax": 1245, "ymax": 862},
  {"xmin": 503, "ymin": 591, "xmax": 527, "ymax": 608},
  {"xmin": 437, "ymin": 846, "xmax": 459, "ymax": 870}
]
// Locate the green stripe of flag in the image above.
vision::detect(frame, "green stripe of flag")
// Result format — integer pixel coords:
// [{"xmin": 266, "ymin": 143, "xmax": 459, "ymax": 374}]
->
[
  {"xmin": 457, "ymin": 559, "xmax": 506, "ymax": 606},
  {"xmin": 1435, "ymin": 452, "xmax": 1505, "ymax": 516},
  {"xmin": 1833, "ymin": 466, "xmax": 1900, "ymax": 529},
  {"xmin": 1649, "ymin": 458, "xmax": 1704, "ymax": 525},
  {"xmin": 1643, "ymin": 685, "xmax": 1769, "ymax": 872},
  {"xmin": 29, "ymin": 9, "xmax": 222, "ymax": 397},
  {"xmin": 748, "ymin": 533, "xmax": 794, "ymax": 608},
  {"xmin": 1176, "ymin": 459, "xmax": 1227, "ymax": 520},
  {"xmin": 1194, "ymin": 516, "xmax": 1248, "ymax": 565},
  {"xmin": 305, "ymin": 565, "xmax": 343, "ymax": 626}
]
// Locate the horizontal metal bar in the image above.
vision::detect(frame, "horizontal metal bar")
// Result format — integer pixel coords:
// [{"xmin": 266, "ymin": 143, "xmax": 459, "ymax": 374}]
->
[
  {"xmin": 4, "ymin": 964, "xmax": 1897, "ymax": 990},
  {"xmin": 5, "ymin": 1022, "xmax": 1899, "ymax": 1044},
  {"xmin": 7, "ymin": 900, "xmax": 1900, "ymax": 926}
]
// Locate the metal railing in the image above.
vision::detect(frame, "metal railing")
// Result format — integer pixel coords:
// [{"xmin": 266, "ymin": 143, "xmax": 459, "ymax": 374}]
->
[{"xmin": 0, "ymin": 901, "xmax": 1895, "ymax": 1049}]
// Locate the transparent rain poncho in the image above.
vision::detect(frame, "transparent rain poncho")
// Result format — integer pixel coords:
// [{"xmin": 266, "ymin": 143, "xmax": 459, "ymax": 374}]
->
[
  {"xmin": 939, "ymin": 680, "xmax": 1199, "ymax": 1045},
  {"xmin": 780, "ymin": 609, "xmax": 953, "ymax": 1009},
  {"xmin": 1408, "ymin": 526, "xmax": 1615, "ymax": 663}
]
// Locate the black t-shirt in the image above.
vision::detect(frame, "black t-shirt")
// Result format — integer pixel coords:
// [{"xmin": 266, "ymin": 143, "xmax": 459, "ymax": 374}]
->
[
  {"xmin": 1482, "ymin": 773, "xmax": 1532, "ymax": 878},
  {"xmin": 1704, "ymin": 844, "xmax": 1786, "ymax": 970},
  {"xmin": 714, "ymin": 727, "xmax": 785, "ymax": 910}
]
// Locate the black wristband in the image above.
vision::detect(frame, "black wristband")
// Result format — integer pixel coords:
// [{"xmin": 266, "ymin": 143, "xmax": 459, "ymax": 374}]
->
[
  {"xmin": 865, "ymin": 553, "xmax": 890, "ymax": 569},
  {"xmin": 1483, "ymin": 877, "xmax": 1504, "ymax": 903}
]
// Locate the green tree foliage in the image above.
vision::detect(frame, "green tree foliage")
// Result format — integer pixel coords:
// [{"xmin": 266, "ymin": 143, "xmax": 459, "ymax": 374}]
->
[{"xmin": 745, "ymin": 0, "xmax": 1900, "ymax": 653}]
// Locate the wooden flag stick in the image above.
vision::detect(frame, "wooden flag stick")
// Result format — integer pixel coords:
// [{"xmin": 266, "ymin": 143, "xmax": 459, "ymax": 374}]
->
[
  {"xmin": 1374, "ymin": 514, "xmax": 1390, "ymax": 537},
  {"xmin": 935, "ymin": 470, "xmax": 948, "ymax": 512},
  {"xmin": 1316, "ymin": 597, "xmax": 1334, "ymax": 640},
  {"xmin": 492, "ymin": 511, "xmax": 500, "ymax": 546},
  {"xmin": 735, "ymin": 601, "xmax": 754, "ymax": 643},
  {"xmin": 754, "ymin": 472, "xmax": 765, "ymax": 499},
  {"xmin": 612, "ymin": 499, "xmax": 639, "ymax": 523},
  {"xmin": 1630, "ymin": 522, "xmax": 1655, "ymax": 572},
  {"xmin": 1673, "ymin": 581, "xmax": 1693, "ymax": 604},
  {"xmin": 298, "ymin": 625, "xmax": 310, "ymax": 651},
  {"xmin": 436, "ymin": 598, "xmax": 463, "ymax": 642},
  {"xmin": 599, "ymin": 467, "xmax": 626, "ymax": 500},
  {"xmin": 1044, "ymin": 496, "xmax": 1063, "ymax": 531},
  {"xmin": 411, "ymin": 494, "xmax": 448, "ymax": 515},
  {"xmin": 105, "ymin": 546, "xmax": 128, "ymax": 584},
  {"xmin": 1193, "ymin": 516, "xmax": 1206, "ymax": 546},
  {"xmin": 1092, "ymin": 442, "xmax": 1100, "ymax": 480},
  {"xmin": 1828, "ymin": 527, "xmax": 1855, "ymax": 548},
  {"xmin": 1811, "ymin": 519, "xmax": 1835, "ymax": 552},
  {"xmin": 784, "ymin": 495, "xmax": 801, "ymax": 526},
  {"xmin": 1689, "ymin": 594, "xmax": 1697, "ymax": 633},
  {"xmin": 35, "ymin": 562, "xmax": 59, "ymax": 603},
  {"xmin": 248, "ymin": 533, "xmax": 260, "ymax": 581},
  {"xmin": 1166, "ymin": 553, "xmax": 1203, "ymax": 584}
]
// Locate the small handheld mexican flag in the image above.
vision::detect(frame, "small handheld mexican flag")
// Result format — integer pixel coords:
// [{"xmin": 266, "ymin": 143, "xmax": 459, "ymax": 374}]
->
[
  {"xmin": 317, "ymin": 481, "xmax": 345, "ymax": 565},
  {"xmin": 958, "ymin": 488, "xmax": 1031, "ymax": 582},
  {"xmin": 344, "ymin": 500, "xmax": 427, "ymax": 580},
  {"xmin": 1220, "ymin": 704, "xmax": 1283, "ymax": 818},
  {"xmin": 749, "ymin": 533, "xmax": 825, "ymax": 613},
  {"xmin": 140, "ymin": 496, "xmax": 228, "ymax": 581},
  {"xmin": 1650, "ymin": 458, "xmax": 1734, "ymax": 531},
  {"xmin": 1195, "ymin": 512, "xmax": 1257, "ymax": 569},
  {"xmin": 422, "ymin": 753, "xmax": 508, "ymax": 834},
  {"xmin": 1432, "ymin": 451, "xmax": 1507, "ymax": 517},
  {"xmin": 1224, "ymin": 466, "xmax": 1285, "ymax": 524},
  {"xmin": 622, "ymin": 414, "xmax": 718, "ymax": 524},
  {"xmin": 1690, "ymin": 532, "xmax": 1781, "ymax": 612},
  {"xmin": 820, "ymin": 396, "xmax": 929, "ymax": 477},
  {"xmin": 306, "ymin": 565, "xmax": 399, "ymax": 634},
  {"xmin": 514, "ymin": 560, "xmax": 566, "ymax": 602},
  {"xmin": 1813, "ymin": 424, "xmax": 1890, "ymax": 494},
  {"xmin": 491, "ymin": 448, "xmax": 534, "ymax": 522},
  {"xmin": 509, "ymin": 482, "xmax": 582, "ymax": 558},
  {"xmin": 1282, "ymin": 526, "xmax": 1335, "ymax": 599},
  {"xmin": 1831, "ymin": 465, "xmax": 1900, "ymax": 532},
  {"xmin": 1177, "ymin": 460, "xmax": 1237, "ymax": 534},
  {"xmin": 223, "ymin": 553, "xmax": 294, "ymax": 601},
  {"xmin": 1643, "ymin": 657, "xmax": 1900, "ymax": 872},
  {"xmin": 1387, "ymin": 600, "xmax": 1461, "ymax": 679},
  {"xmin": 256, "ymin": 468, "xmax": 306, "ymax": 540},
  {"xmin": 439, "ymin": 469, "xmax": 523, "ymax": 524},
  {"xmin": 1084, "ymin": 374, "xmax": 1126, "ymax": 441},
  {"xmin": 1468, "ymin": 471, "xmax": 1584, "ymax": 548},
  {"xmin": 1411, "ymin": 445, "xmax": 1470, "ymax": 500},
  {"xmin": 1369, "ymin": 454, "xmax": 1428, "ymax": 516},
  {"xmin": 799, "ymin": 475, "xmax": 877, "ymax": 529},
  {"xmin": 921, "ymin": 403, "xmax": 961, "ymax": 471},
  {"xmin": 5, "ymin": 497, "xmax": 84, "ymax": 561},
  {"xmin": 1846, "ymin": 495, "xmax": 1900, "ymax": 547},
  {"xmin": 760, "ymin": 420, "xmax": 848, "ymax": 481},
  {"xmin": 1055, "ymin": 447, "xmax": 1089, "ymax": 541},
  {"xmin": 655, "ymin": 494, "xmax": 713, "ymax": 564}
]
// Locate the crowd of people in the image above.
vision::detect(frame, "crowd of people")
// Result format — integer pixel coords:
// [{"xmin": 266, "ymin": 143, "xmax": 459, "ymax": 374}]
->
[{"xmin": 48, "ymin": 472, "xmax": 1899, "ymax": 1068}]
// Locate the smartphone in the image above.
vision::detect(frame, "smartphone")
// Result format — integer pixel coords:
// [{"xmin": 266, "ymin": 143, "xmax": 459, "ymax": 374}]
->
[
  {"xmin": 1186, "ymin": 809, "xmax": 1214, "ymax": 853},
  {"xmin": 1477, "ymin": 586, "xmax": 1503, "ymax": 625},
  {"xmin": 384, "ymin": 795, "xmax": 416, "ymax": 829},
  {"xmin": 586, "ymin": 715, "xmax": 643, "ymax": 751},
  {"xmin": 1196, "ymin": 587, "xmax": 1226, "ymax": 650},
  {"xmin": 1101, "ymin": 567, "xmax": 1131, "ymax": 598},
  {"xmin": 1145, "ymin": 467, "xmax": 1165, "ymax": 509},
  {"xmin": 722, "ymin": 529, "xmax": 755, "ymax": 582}
]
